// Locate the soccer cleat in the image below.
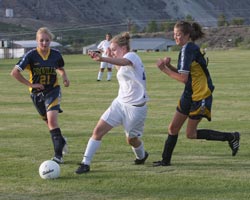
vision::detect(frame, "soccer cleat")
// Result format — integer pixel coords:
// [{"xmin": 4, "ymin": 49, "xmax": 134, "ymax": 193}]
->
[
  {"xmin": 228, "ymin": 132, "xmax": 240, "ymax": 156},
  {"xmin": 52, "ymin": 156, "xmax": 64, "ymax": 164},
  {"xmin": 75, "ymin": 163, "xmax": 90, "ymax": 174},
  {"xmin": 62, "ymin": 137, "xmax": 68, "ymax": 155},
  {"xmin": 134, "ymin": 151, "xmax": 149, "ymax": 165},
  {"xmin": 153, "ymin": 160, "xmax": 171, "ymax": 167}
]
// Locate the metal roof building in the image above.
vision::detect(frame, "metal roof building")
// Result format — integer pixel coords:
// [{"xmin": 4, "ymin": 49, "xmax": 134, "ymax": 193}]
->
[
  {"xmin": 82, "ymin": 38, "xmax": 176, "ymax": 54},
  {"xmin": 130, "ymin": 38, "xmax": 176, "ymax": 52},
  {"xmin": 12, "ymin": 40, "xmax": 62, "ymax": 49},
  {"xmin": 0, "ymin": 40, "xmax": 62, "ymax": 59}
]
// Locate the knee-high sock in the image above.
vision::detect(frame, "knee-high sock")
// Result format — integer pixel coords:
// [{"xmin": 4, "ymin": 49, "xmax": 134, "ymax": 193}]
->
[
  {"xmin": 97, "ymin": 72, "xmax": 103, "ymax": 80},
  {"xmin": 162, "ymin": 134, "xmax": 178, "ymax": 164},
  {"xmin": 82, "ymin": 138, "xmax": 101, "ymax": 165},
  {"xmin": 197, "ymin": 129, "xmax": 234, "ymax": 141},
  {"xmin": 50, "ymin": 128, "xmax": 65, "ymax": 158},
  {"xmin": 132, "ymin": 141, "xmax": 145, "ymax": 159},
  {"xmin": 107, "ymin": 72, "xmax": 112, "ymax": 80}
]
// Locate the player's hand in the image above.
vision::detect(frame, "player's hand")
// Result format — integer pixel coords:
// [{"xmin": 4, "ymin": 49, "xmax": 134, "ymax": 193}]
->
[
  {"xmin": 63, "ymin": 79, "xmax": 70, "ymax": 87},
  {"xmin": 163, "ymin": 57, "xmax": 171, "ymax": 67},
  {"xmin": 88, "ymin": 51, "xmax": 102, "ymax": 61},
  {"xmin": 156, "ymin": 59, "xmax": 166, "ymax": 71},
  {"xmin": 32, "ymin": 83, "xmax": 44, "ymax": 91}
]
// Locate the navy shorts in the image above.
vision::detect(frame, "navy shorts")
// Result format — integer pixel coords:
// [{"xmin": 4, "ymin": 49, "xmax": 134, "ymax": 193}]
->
[
  {"xmin": 177, "ymin": 94, "xmax": 212, "ymax": 121},
  {"xmin": 30, "ymin": 86, "xmax": 62, "ymax": 120}
]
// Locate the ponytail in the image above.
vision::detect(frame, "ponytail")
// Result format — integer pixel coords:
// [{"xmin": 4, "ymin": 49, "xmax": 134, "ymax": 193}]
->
[
  {"xmin": 190, "ymin": 22, "xmax": 205, "ymax": 41},
  {"xmin": 175, "ymin": 21, "xmax": 205, "ymax": 42}
]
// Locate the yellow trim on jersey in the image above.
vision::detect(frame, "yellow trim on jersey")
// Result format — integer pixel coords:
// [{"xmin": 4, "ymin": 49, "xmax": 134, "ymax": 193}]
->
[
  {"xmin": 37, "ymin": 47, "xmax": 51, "ymax": 60},
  {"xmin": 191, "ymin": 61, "xmax": 211, "ymax": 101},
  {"xmin": 24, "ymin": 64, "xmax": 33, "ymax": 93}
]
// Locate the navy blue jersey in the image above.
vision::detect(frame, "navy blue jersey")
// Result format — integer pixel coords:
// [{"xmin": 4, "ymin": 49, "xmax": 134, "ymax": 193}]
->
[
  {"xmin": 177, "ymin": 42, "xmax": 214, "ymax": 101},
  {"xmin": 16, "ymin": 48, "xmax": 64, "ymax": 93}
]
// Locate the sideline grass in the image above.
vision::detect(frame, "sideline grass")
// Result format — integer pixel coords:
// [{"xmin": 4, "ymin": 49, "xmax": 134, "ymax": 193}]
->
[{"xmin": 0, "ymin": 50, "xmax": 250, "ymax": 200}]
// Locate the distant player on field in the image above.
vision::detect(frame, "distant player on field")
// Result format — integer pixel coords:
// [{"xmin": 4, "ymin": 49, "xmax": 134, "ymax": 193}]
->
[
  {"xmin": 153, "ymin": 21, "xmax": 240, "ymax": 167},
  {"xmin": 11, "ymin": 27, "xmax": 70, "ymax": 164},
  {"xmin": 96, "ymin": 33, "xmax": 113, "ymax": 81},
  {"xmin": 75, "ymin": 32, "xmax": 149, "ymax": 174}
]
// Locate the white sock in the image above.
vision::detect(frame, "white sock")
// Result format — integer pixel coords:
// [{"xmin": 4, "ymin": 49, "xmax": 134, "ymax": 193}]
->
[
  {"xmin": 107, "ymin": 71, "xmax": 112, "ymax": 81},
  {"xmin": 82, "ymin": 138, "xmax": 101, "ymax": 165},
  {"xmin": 97, "ymin": 71, "xmax": 103, "ymax": 80},
  {"xmin": 132, "ymin": 141, "xmax": 145, "ymax": 160}
]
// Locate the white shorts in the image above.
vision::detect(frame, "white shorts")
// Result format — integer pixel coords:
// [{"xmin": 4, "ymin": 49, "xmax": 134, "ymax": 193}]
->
[
  {"xmin": 101, "ymin": 98, "xmax": 147, "ymax": 138},
  {"xmin": 100, "ymin": 62, "xmax": 113, "ymax": 69}
]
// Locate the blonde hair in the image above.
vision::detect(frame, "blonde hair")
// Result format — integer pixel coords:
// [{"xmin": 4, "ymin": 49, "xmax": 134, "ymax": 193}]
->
[
  {"xmin": 111, "ymin": 32, "xmax": 130, "ymax": 51},
  {"xmin": 36, "ymin": 27, "xmax": 54, "ymax": 40}
]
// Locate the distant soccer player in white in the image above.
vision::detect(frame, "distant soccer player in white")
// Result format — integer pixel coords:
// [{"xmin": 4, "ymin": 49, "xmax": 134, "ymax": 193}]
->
[
  {"xmin": 96, "ymin": 33, "xmax": 113, "ymax": 81},
  {"xmin": 75, "ymin": 32, "xmax": 149, "ymax": 174}
]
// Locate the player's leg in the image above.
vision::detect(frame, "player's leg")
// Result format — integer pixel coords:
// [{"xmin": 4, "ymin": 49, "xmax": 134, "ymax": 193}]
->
[
  {"xmin": 154, "ymin": 111, "xmax": 188, "ymax": 166},
  {"xmin": 123, "ymin": 104, "xmax": 148, "ymax": 164},
  {"xmin": 76, "ymin": 99, "xmax": 121, "ymax": 174},
  {"xmin": 75, "ymin": 119, "xmax": 113, "ymax": 174},
  {"xmin": 45, "ymin": 87, "xmax": 67, "ymax": 163},
  {"xmin": 187, "ymin": 95, "xmax": 240, "ymax": 156},
  {"xmin": 127, "ymin": 136, "xmax": 148, "ymax": 165},
  {"xmin": 187, "ymin": 119, "xmax": 240, "ymax": 156},
  {"xmin": 97, "ymin": 62, "xmax": 106, "ymax": 81},
  {"xmin": 47, "ymin": 110, "xmax": 65, "ymax": 163},
  {"xmin": 107, "ymin": 64, "xmax": 112, "ymax": 81}
]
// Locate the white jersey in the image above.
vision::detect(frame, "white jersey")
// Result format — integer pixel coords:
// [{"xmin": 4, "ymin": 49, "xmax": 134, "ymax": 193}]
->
[
  {"xmin": 97, "ymin": 40, "xmax": 110, "ymax": 57},
  {"xmin": 116, "ymin": 52, "xmax": 149, "ymax": 105}
]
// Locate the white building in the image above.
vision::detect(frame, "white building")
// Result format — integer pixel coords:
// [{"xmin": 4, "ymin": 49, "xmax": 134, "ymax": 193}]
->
[{"xmin": 0, "ymin": 40, "xmax": 62, "ymax": 59}]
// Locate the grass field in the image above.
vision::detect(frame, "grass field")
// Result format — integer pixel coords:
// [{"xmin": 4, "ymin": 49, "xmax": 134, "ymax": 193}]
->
[{"xmin": 0, "ymin": 50, "xmax": 249, "ymax": 200}]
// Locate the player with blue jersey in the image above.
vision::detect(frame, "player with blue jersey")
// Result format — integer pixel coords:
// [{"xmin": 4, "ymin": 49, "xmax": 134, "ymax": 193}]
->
[
  {"xmin": 11, "ymin": 27, "xmax": 70, "ymax": 164},
  {"xmin": 154, "ymin": 21, "xmax": 240, "ymax": 167},
  {"xmin": 75, "ymin": 32, "xmax": 149, "ymax": 174}
]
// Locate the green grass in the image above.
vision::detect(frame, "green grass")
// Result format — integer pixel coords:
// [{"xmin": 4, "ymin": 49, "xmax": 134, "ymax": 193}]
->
[{"xmin": 0, "ymin": 50, "xmax": 250, "ymax": 200}]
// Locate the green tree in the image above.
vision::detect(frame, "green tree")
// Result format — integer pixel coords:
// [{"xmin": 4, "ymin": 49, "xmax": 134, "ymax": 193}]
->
[
  {"xmin": 217, "ymin": 14, "xmax": 227, "ymax": 26},
  {"xmin": 159, "ymin": 21, "xmax": 175, "ymax": 32},
  {"xmin": 146, "ymin": 20, "xmax": 158, "ymax": 33},
  {"xmin": 185, "ymin": 14, "xmax": 194, "ymax": 22},
  {"xmin": 231, "ymin": 17, "xmax": 244, "ymax": 26}
]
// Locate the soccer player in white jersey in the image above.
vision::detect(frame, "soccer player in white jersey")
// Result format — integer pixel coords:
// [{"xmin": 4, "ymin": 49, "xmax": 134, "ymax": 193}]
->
[
  {"xmin": 76, "ymin": 32, "xmax": 149, "ymax": 174},
  {"xmin": 96, "ymin": 33, "xmax": 113, "ymax": 81}
]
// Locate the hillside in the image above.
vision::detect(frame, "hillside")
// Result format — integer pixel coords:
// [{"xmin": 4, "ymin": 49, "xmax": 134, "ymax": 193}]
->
[
  {"xmin": 0, "ymin": 0, "xmax": 250, "ymax": 50},
  {"xmin": 1, "ymin": 0, "xmax": 250, "ymax": 30}
]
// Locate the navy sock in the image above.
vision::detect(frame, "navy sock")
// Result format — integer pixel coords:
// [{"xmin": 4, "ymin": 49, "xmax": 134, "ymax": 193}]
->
[
  {"xmin": 162, "ymin": 134, "xmax": 178, "ymax": 164},
  {"xmin": 50, "ymin": 128, "xmax": 64, "ymax": 158},
  {"xmin": 197, "ymin": 129, "xmax": 234, "ymax": 141}
]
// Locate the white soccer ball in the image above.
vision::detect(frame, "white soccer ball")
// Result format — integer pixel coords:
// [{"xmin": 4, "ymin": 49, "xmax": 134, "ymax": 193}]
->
[{"xmin": 39, "ymin": 160, "xmax": 60, "ymax": 179}]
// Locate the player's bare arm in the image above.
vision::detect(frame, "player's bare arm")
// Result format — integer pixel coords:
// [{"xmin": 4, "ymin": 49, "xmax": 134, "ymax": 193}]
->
[
  {"xmin": 11, "ymin": 67, "xmax": 44, "ymax": 90},
  {"xmin": 56, "ymin": 68, "xmax": 70, "ymax": 87}
]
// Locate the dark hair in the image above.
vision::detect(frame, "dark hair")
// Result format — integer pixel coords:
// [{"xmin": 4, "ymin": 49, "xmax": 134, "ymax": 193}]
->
[
  {"xmin": 106, "ymin": 32, "xmax": 112, "ymax": 37},
  {"xmin": 111, "ymin": 32, "xmax": 130, "ymax": 51},
  {"xmin": 174, "ymin": 21, "xmax": 204, "ymax": 41}
]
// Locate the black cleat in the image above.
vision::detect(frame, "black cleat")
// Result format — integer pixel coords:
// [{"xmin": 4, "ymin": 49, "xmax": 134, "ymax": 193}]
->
[
  {"xmin": 134, "ymin": 152, "xmax": 149, "ymax": 165},
  {"xmin": 153, "ymin": 160, "xmax": 171, "ymax": 167},
  {"xmin": 75, "ymin": 163, "xmax": 90, "ymax": 174},
  {"xmin": 228, "ymin": 132, "xmax": 240, "ymax": 156}
]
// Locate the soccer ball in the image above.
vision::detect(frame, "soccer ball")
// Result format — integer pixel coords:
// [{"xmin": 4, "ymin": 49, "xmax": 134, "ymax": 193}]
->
[{"xmin": 39, "ymin": 160, "xmax": 60, "ymax": 179}]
